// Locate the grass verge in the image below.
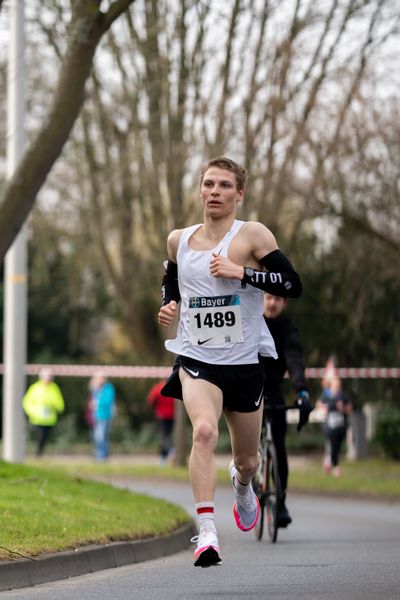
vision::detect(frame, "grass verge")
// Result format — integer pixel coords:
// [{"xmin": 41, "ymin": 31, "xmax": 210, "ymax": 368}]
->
[
  {"xmin": 289, "ymin": 457, "xmax": 400, "ymax": 499},
  {"xmin": 2, "ymin": 455, "xmax": 398, "ymax": 562},
  {"xmin": 0, "ymin": 460, "xmax": 190, "ymax": 562},
  {"xmin": 55, "ymin": 455, "xmax": 400, "ymax": 500}
]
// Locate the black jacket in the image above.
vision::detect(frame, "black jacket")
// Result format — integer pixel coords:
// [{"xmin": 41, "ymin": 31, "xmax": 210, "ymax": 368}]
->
[{"xmin": 262, "ymin": 313, "xmax": 308, "ymax": 405}]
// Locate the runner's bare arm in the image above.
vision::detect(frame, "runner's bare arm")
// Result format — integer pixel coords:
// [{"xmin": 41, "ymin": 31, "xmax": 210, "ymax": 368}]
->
[
  {"xmin": 210, "ymin": 222, "xmax": 302, "ymax": 298},
  {"xmin": 209, "ymin": 222, "xmax": 277, "ymax": 278},
  {"xmin": 166, "ymin": 229, "xmax": 182, "ymax": 263}
]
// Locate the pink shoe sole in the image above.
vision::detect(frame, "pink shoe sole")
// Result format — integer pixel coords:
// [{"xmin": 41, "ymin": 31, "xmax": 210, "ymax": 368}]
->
[
  {"xmin": 193, "ymin": 545, "xmax": 221, "ymax": 567},
  {"xmin": 233, "ymin": 494, "xmax": 260, "ymax": 531}
]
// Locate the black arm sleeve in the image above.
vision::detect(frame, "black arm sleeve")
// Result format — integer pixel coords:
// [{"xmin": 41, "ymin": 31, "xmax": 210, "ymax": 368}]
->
[
  {"xmin": 161, "ymin": 260, "xmax": 181, "ymax": 306},
  {"xmin": 241, "ymin": 249, "xmax": 302, "ymax": 298}
]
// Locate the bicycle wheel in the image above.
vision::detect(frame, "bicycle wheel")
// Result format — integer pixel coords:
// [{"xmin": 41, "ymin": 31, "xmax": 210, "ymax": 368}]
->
[
  {"xmin": 253, "ymin": 448, "xmax": 266, "ymax": 541},
  {"xmin": 265, "ymin": 442, "xmax": 282, "ymax": 543}
]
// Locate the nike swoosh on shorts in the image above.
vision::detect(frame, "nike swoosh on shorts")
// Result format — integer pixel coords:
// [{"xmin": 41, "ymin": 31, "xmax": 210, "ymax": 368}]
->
[
  {"xmin": 254, "ymin": 389, "xmax": 263, "ymax": 407},
  {"xmin": 185, "ymin": 367, "xmax": 199, "ymax": 377}
]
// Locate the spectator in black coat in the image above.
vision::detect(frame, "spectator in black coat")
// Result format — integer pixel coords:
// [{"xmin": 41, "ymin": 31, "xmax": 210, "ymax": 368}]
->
[{"xmin": 262, "ymin": 293, "xmax": 312, "ymax": 527}]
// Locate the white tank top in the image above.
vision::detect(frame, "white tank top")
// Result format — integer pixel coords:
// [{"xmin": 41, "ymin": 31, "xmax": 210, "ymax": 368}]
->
[{"xmin": 165, "ymin": 219, "xmax": 277, "ymax": 365}]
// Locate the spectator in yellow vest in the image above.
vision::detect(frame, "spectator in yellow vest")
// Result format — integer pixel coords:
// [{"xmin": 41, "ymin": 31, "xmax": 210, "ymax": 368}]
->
[{"xmin": 22, "ymin": 368, "xmax": 65, "ymax": 456}]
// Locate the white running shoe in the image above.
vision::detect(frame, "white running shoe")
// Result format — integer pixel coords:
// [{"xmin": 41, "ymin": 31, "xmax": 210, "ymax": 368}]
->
[
  {"xmin": 229, "ymin": 460, "xmax": 260, "ymax": 532},
  {"xmin": 191, "ymin": 528, "xmax": 221, "ymax": 567}
]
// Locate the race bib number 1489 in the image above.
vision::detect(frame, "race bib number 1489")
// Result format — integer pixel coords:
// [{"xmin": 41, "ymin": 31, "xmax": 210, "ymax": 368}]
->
[{"xmin": 188, "ymin": 294, "xmax": 243, "ymax": 347}]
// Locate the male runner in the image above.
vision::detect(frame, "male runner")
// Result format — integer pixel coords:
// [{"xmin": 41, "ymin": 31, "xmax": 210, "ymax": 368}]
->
[{"xmin": 158, "ymin": 156, "xmax": 302, "ymax": 566}]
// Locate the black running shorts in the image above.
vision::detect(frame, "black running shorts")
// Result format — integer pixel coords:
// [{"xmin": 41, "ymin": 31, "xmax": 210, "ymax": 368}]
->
[{"xmin": 161, "ymin": 355, "xmax": 264, "ymax": 413}]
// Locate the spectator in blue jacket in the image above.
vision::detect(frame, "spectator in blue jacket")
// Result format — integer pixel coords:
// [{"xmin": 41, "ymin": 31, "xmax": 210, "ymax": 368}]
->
[
  {"xmin": 90, "ymin": 371, "xmax": 116, "ymax": 460},
  {"xmin": 317, "ymin": 376, "xmax": 352, "ymax": 477}
]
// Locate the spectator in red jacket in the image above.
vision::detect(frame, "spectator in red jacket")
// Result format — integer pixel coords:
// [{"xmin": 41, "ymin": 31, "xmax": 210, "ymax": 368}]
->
[{"xmin": 147, "ymin": 380, "xmax": 175, "ymax": 465}]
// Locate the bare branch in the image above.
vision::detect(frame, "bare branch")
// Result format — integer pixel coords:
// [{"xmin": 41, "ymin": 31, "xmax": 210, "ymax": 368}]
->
[
  {"xmin": 211, "ymin": 0, "xmax": 242, "ymax": 155},
  {"xmin": 103, "ymin": 0, "xmax": 137, "ymax": 30},
  {"xmin": 316, "ymin": 198, "xmax": 400, "ymax": 255},
  {"xmin": 0, "ymin": 0, "xmax": 136, "ymax": 261}
]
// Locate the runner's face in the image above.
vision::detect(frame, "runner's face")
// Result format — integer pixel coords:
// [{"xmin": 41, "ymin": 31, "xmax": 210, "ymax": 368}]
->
[
  {"xmin": 264, "ymin": 294, "xmax": 286, "ymax": 318},
  {"xmin": 200, "ymin": 167, "xmax": 243, "ymax": 217}
]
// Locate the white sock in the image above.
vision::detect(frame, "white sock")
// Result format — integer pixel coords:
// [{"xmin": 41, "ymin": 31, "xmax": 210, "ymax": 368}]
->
[
  {"xmin": 235, "ymin": 475, "xmax": 251, "ymax": 496},
  {"xmin": 195, "ymin": 502, "xmax": 216, "ymax": 531},
  {"xmin": 234, "ymin": 476, "xmax": 256, "ymax": 510}
]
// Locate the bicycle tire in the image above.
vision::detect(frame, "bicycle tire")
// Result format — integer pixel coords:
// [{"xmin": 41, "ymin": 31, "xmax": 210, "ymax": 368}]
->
[
  {"xmin": 266, "ymin": 442, "xmax": 282, "ymax": 543},
  {"xmin": 252, "ymin": 427, "xmax": 267, "ymax": 541},
  {"xmin": 253, "ymin": 449, "xmax": 266, "ymax": 541}
]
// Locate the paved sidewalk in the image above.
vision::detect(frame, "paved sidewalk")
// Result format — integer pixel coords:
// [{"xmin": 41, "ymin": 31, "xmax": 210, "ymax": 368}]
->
[{"xmin": 23, "ymin": 452, "xmax": 316, "ymax": 469}]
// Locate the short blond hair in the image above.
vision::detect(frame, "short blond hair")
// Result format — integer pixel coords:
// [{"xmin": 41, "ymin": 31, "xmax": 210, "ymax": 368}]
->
[{"xmin": 200, "ymin": 156, "xmax": 247, "ymax": 192}]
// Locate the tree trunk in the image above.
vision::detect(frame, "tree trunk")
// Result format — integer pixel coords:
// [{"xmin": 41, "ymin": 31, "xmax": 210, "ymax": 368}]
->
[{"xmin": 0, "ymin": 0, "xmax": 136, "ymax": 261}]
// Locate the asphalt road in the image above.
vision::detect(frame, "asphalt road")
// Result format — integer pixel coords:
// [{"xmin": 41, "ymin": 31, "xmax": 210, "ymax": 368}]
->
[{"xmin": 2, "ymin": 477, "xmax": 400, "ymax": 600}]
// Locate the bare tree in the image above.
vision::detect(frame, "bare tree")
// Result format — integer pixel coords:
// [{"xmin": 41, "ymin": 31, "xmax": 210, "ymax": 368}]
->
[
  {"xmin": 0, "ymin": 0, "xmax": 136, "ymax": 261},
  {"xmin": 20, "ymin": 0, "xmax": 399, "ymax": 362},
  {"xmin": 51, "ymin": 0, "xmax": 214, "ymax": 360},
  {"xmin": 308, "ymin": 95, "xmax": 400, "ymax": 255},
  {"xmin": 294, "ymin": 0, "xmax": 400, "ymax": 256}
]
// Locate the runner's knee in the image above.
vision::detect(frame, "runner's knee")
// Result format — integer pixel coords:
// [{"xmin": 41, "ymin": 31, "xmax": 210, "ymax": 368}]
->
[
  {"xmin": 234, "ymin": 452, "xmax": 259, "ymax": 480},
  {"xmin": 192, "ymin": 420, "xmax": 218, "ymax": 450}
]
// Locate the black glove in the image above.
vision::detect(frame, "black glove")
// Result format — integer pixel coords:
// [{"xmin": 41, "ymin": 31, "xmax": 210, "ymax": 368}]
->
[{"xmin": 295, "ymin": 390, "xmax": 313, "ymax": 431}]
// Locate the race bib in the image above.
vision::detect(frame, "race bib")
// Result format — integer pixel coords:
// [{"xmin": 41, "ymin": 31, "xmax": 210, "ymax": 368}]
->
[
  {"xmin": 327, "ymin": 412, "xmax": 345, "ymax": 429},
  {"xmin": 188, "ymin": 294, "xmax": 243, "ymax": 347}
]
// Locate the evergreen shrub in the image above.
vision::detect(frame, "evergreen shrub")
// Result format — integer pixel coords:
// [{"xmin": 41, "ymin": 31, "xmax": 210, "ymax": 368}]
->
[{"xmin": 374, "ymin": 405, "xmax": 400, "ymax": 460}]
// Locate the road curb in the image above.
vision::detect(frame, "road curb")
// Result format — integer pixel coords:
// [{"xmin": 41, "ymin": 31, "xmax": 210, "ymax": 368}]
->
[{"xmin": 0, "ymin": 521, "xmax": 196, "ymax": 592}]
